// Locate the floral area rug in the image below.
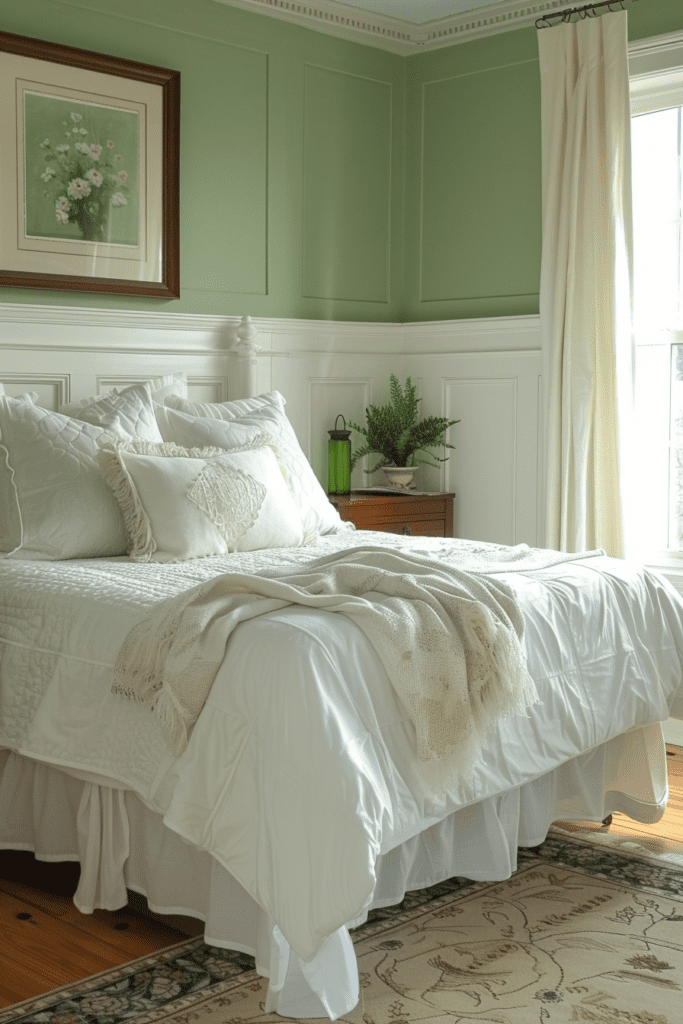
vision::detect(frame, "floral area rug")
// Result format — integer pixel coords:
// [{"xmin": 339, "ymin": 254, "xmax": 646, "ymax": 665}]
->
[{"xmin": 3, "ymin": 832, "xmax": 683, "ymax": 1024}]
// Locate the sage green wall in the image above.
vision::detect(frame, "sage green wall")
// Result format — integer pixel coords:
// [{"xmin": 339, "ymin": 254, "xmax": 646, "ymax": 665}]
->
[
  {"xmin": 402, "ymin": 0, "xmax": 683, "ymax": 322},
  {"xmin": 0, "ymin": 0, "xmax": 406, "ymax": 320},
  {"xmin": 2, "ymin": 0, "xmax": 682, "ymax": 322}
]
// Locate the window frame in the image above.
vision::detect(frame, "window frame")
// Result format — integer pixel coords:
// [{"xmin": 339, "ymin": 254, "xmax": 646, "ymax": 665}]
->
[{"xmin": 629, "ymin": 32, "xmax": 683, "ymax": 593}]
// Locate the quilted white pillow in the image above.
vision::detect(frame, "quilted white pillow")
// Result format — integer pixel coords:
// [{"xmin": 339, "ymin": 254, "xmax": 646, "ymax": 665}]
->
[
  {"xmin": 60, "ymin": 382, "xmax": 163, "ymax": 442},
  {"xmin": 0, "ymin": 396, "xmax": 127, "ymax": 559},
  {"xmin": 59, "ymin": 374, "xmax": 187, "ymax": 437},
  {"xmin": 60, "ymin": 372, "xmax": 187, "ymax": 414},
  {"xmin": 99, "ymin": 438, "xmax": 305, "ymax": 562},
  {"xmin": 163, "ymin": 391, "xmax": 351, "ymax": 537}
]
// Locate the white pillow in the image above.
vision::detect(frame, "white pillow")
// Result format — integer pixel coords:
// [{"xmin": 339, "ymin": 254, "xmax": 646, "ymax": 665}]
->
[
  {"xmin": 61, "ymin": 382, "xmax": 163, "ymax": 442},
  {"xmin": 99, "ymin": 438, "xmax": 305, "ymax": 562},
  {"xmin": 163, "ymin": 391, "xmax": 351, "ymax": 537},
  {"xmin": 153, "ymin": 405, "xmax": 315, "ymax": 540},
  {"xmin": 155, "ymin": 404, "xmax": 262, "ymax": 451},
  {"xmin": 0, "ymin": 396, "xmax": 127, "ymax": 559},
  {"xmin": 0, "ymin": 387, "xmax": 37, "ymax": 403},
  {"xmin": 58, "ymin": 374, "xmax": 185, "ymax": 421},
  {"xmin": 146, "ymin": 372, "xmax": 188, "ymax": 405},
  {"xmin": 0, "ymin": 385, "xmax": 34, "ymax": 401}
]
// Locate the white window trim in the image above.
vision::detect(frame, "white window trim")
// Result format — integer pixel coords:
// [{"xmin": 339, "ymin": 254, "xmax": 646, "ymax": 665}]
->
[
  {"xmin": 630, "ymin": 31, "xmax": 683, "ymax": 75},
  {"xmin": 630, "ymin": 33, "xmax": 683, "ymax": 114},
  {"xmin": 629, "ymin": 32, "xmax": 683, "ymax": 596}
]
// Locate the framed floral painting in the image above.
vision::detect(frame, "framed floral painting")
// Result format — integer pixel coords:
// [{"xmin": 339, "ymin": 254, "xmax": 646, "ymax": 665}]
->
[{"xmin": 0, "ymin": 31, "xmax": 180, "ymax": 297}]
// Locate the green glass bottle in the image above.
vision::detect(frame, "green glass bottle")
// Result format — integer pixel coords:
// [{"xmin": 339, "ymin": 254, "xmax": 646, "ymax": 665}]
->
[{"xmin": 328, "ymin": 415, "xmax": 351, "ymax": 494}]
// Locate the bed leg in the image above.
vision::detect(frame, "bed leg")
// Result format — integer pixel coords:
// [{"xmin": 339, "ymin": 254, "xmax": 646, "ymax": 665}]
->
[{"xmin": 602, "ymin": 814, "xmax": 612, "ymax": 827}]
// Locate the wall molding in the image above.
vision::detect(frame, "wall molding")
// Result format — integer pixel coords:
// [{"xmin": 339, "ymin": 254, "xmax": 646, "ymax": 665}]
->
[
  {"xmin": 0, "ymin": 302, "xmax": 541, "ymax": 351},
  {"xmin": 0, "ymin": 303, "xmax": 245, "ymax": 336}
]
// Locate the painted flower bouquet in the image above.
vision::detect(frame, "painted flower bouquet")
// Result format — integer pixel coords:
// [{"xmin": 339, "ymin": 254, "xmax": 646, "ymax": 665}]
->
[{"xmin": 38, "ymin": 111, "xmax": 131, "ymax": 243}]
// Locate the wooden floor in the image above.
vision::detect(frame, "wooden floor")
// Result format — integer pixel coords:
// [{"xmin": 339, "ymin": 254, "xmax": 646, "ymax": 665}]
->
[
  {"xmin": 0, "ymin": 855, "xmax": 187, "ymax": 1009},
  {"xmin": 555, "ymin": 744, "xmax": 683, "ymax": 854},
  {"xmin": 2, "ymin": 747, "xmax": 683, "ymax": 1010}
]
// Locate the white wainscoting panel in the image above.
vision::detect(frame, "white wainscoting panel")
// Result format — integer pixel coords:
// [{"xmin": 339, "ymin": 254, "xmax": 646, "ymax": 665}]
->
[
  {"xmin": 0, "ymin": 374, "xmax": 69, "ymax": 410},
  {"xmin": 0, "ymin": 306, "xmax": 253, "ymax": 409},
  {"xmin": 402, "ymin": 346, "xmax": 542, "ymax": 545},
  {"xmin": 308, "ymin": 378, "xmax": 372, "ymax": 490},
  {"xmin": 0, "ymin": 303, "xmax": 542, "ymax": 545},
  {"xmin": 443, "ymin": 377, "xmax": 517, "ymax": 546},
  {"xmin": 267, "ymin": 349, "xmax": 389, "ymax": 491}
]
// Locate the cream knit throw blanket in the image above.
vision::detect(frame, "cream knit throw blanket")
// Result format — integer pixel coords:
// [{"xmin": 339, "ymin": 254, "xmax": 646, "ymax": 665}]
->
[{"xmin": 112, "ymin": 546, "xmax": 539, "ymax": 770}]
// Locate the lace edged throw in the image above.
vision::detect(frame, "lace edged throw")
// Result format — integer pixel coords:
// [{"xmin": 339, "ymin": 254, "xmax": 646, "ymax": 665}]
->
[{"xmin": 112, "ymin": 545, "xmax": 540, "ymax": 778}]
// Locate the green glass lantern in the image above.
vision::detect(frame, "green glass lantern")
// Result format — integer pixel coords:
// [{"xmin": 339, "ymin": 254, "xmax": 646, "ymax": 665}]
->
[{"xmin": 328, "ymin": 414, "xmax": 351, "ymax": 495}]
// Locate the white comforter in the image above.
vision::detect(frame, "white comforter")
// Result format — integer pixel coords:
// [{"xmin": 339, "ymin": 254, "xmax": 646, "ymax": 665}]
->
[{"xmin": 2, "ymin": 533, "xmax": 683, "ymax": 970}]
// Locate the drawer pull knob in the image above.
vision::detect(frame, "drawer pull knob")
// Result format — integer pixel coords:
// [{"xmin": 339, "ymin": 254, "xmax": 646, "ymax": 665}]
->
[{"xmin": 401, "ymin": 525, "xmax": 412, "ymax": 535}]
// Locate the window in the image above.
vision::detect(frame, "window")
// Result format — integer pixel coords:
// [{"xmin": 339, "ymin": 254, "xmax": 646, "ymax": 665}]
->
[{"xmin": 630, "ymin": 42, "xmax": 683, "ymax": 579}]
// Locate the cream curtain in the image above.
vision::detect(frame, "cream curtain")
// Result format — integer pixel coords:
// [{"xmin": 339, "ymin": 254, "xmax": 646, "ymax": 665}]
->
[{"xmin": 539, "ymin": 12, "xmax": 634, "ymax": 558}]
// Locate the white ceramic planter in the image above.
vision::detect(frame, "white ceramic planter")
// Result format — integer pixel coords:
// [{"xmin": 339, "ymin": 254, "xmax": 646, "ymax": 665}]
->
[{"xmin": 381, "ymin": 466, "xmax": 417, "ymax": 489}]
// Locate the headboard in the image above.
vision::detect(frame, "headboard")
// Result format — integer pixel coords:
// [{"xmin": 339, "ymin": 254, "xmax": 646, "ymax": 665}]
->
[{"xmin": 0, "ymin": 310, "xmax": 263, "ymax": 410}]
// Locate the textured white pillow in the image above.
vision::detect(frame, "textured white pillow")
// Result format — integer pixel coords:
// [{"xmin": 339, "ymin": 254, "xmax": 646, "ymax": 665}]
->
[
  {"xmin": 146, "ymin": 372, "xmax": 188, "ymax": 405},
  {"xmin": 163, "ymin": 391, "xmax": 351, "ymax": 537},
  {"xmin": 0, "ymin": 387, "xmax": 37, "ymax": 403},
  {"xmin": 0, "ymin": 396, "xmax": 127, "ymax": 559},
  {"xmin": 153, "ymin": 405, "xmax": 317, "ymax": 540},
  {"xmin": 99, "ymin": 438, "xmax": 305, "ymax": 562},
  {"xmin": 61, "ymin": 382, "xmax": 163, "ymax": 442},
  {"xmin": 59, "ymin": 373, "xmax": 187, "ymax": 433},
  {"xmin": 154, "ymin": 404, "xmax": 261, "ymax": 451}
]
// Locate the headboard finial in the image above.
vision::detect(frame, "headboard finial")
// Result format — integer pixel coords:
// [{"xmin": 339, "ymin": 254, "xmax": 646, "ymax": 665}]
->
[
  {"xmin": 235, "ymin": 315, "xmax": 260, "ymax": 356},
  {"xmin": 234, "ymin": 315, "xmax": 261, "ymax": 398}
]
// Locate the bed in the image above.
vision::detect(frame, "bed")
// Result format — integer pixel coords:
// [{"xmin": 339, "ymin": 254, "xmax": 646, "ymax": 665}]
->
[{"xmin": 2, "ymin": 367, "xmax": 683, "ymax": 1020}]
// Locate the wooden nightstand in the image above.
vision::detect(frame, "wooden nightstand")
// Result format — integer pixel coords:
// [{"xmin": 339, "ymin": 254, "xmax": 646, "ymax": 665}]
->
[{"xmin": 329, "ymin": 491, "xmax": 454, "ymax": 537}]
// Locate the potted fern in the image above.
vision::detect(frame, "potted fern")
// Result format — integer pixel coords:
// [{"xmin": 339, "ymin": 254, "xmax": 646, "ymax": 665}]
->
[{"xmin": 348, "ymin": 375, "xmax": 459, "ymax": 489}]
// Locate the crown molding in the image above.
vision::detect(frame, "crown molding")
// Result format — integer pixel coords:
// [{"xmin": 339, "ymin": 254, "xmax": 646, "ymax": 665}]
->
[{"xmin": 211, "ymin": 0, "xmax": 572, "ymax": 52}]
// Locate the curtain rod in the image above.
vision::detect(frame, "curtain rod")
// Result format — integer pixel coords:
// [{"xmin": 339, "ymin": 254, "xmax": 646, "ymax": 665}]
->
[{"xmin": 536, "ymin": 0, "xmax": 639, "ymax": 29}]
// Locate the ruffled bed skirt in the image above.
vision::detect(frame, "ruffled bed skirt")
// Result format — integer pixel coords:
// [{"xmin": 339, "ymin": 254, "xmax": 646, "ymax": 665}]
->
[{"xmin": 0, "ymin": 725, "xmax": 668, "ymax": 1019}]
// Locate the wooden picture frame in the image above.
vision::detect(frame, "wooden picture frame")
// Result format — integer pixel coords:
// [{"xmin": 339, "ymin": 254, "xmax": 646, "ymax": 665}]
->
[{"xmin": 0, "ymin": 31, "xmax": 180, "ymax": 298}]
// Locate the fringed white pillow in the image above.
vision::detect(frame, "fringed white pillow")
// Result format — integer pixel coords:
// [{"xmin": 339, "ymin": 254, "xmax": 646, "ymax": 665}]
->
[
  {"xmin": 162, "ymin": 391, "xmax": 352, "ymax": 537},
  {"xmin": 99, "ymin": 437, "xmax": 305, "ymax": 562}
]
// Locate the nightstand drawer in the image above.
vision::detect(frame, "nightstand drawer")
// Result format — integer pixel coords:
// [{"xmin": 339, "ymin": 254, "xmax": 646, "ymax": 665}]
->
[
  {"xmin": 330, "ymin": 491, "xmax": 454, "ymax": 538},
  {"xmin": 351, "ymin": 498, "xmax": 450, "ymax": 522},
  {"xmin": 381, "ymin": 519, "xmax": 446, "ymax": 537}
]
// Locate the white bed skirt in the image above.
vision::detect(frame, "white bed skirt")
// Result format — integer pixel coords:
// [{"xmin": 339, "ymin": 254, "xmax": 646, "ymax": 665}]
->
[{"xmin": 0, "ymin": 726, "xmax": 669, "ymax": 1019}]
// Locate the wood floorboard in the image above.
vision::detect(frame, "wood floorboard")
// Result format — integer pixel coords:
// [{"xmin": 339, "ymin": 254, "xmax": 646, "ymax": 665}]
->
[
  {"xmin": 0, "ymin": 887, "xmax": 156, "ymax": 1005},
  {"xmin": 0, "ymin": 854, "xmax": 186, "ymax": 1008},
  {"xmin": 0, "ymin": 876, "xmax": 185, "ymax": 955},
  {"xmin": 554, "ymin": 746, "xmax": 683, "ymax": 855},
  {"xmin": 2, "ymin": 747, "xmax": 683, "ymax": 1010}
]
